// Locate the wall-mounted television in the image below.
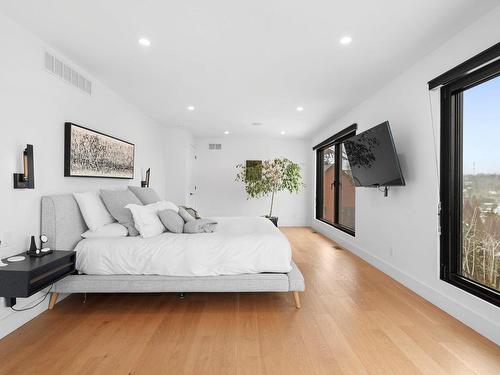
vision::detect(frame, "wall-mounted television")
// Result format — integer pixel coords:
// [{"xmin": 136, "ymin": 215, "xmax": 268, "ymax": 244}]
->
[{"xmin": 343, "ymin": 121, "xmax": 405, "ymax": 187}]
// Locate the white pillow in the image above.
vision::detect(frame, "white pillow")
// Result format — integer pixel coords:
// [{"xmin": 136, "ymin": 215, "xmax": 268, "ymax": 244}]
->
[
  {"xmin": 74, "ymin": 192, "xmax": 115, "ymax": 231},
  {"xmin": 150, "ymin": 200, "xmax": 179, "ymax": 212},
  {"xmin": 82, "ymin": 223, "xmax": 128, "ymax": 239},
  {"xmin": 125, "ymin": 203, "xmax": 166, "ymax": 238}
]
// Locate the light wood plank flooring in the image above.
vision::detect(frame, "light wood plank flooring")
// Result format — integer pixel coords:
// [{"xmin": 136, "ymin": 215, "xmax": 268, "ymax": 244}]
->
[{"xmin": 0, "ymin": 227, "xmax": 498, "ymax": 374}]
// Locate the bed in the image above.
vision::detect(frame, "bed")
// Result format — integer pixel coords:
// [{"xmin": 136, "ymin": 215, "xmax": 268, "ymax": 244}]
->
[{"xmin": 41, "ymin": 194, "xmax": 305, "ymax": 309}]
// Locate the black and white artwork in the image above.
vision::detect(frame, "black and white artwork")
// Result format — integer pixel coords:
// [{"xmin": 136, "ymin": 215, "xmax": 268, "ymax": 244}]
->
[{"xmin": 64, "ymin": 122, "xmax": 135, "ymax": 179}]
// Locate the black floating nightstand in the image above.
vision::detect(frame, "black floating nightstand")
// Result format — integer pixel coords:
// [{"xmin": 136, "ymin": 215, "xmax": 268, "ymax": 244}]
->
[{"xmin": 0, "ymin": 250, "xmax": 75, "ymax": 308}]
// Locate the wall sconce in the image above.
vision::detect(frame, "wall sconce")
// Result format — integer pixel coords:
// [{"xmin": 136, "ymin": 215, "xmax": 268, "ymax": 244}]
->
[
  {"xmin": 141, "ymin": 168, "xmax": 150, "ymax": 187},
  {"xmin": 13, "ymin": 144, "xmax": 35, "ymax": 189}
]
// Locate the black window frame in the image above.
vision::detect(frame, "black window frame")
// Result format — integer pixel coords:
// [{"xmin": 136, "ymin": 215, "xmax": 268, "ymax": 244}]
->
[
  {"xmin": 438, "ymin": 46, "xmax": 500, "ymax": 307},
  {"xmin": 314, "ymin": 124, "xmax": 357, "ymax": 236}
]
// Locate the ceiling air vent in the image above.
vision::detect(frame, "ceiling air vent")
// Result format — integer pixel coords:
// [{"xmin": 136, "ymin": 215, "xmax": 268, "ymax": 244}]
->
[
  {"xmin": 44, "ymin": 51, "xmax": 92, "ymax": 95},
  {"xmin": 208, "ymin": 143, "xmax": 222, "ymax": 151}
]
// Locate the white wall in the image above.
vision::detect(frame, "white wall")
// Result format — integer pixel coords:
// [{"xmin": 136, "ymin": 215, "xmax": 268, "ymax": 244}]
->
[
  {"xmin": 164, "ymin": 128, "xmax": 194, "ymax": 206},
  {"xmin": 0, "ymin": 13, "xmax": 166, "ymax": 338},
  {"xmin": 194, "ymin": 137, "xmax": 311, "ymax": 226},
  {"xmin": 311, "ymin": 6, "xmax": 500, "ymax": 344}
]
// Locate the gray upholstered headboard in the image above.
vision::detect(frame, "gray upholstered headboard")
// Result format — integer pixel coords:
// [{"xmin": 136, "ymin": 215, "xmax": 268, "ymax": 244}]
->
[{"xmin": 41, "ymin": 194, "xmax": 87, "ymax": 251}]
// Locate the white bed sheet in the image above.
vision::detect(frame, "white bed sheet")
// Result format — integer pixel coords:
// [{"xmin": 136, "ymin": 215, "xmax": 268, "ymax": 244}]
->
[{"xmin": 75, "ymin": 216, "xmax": 292, "ymax": 276}]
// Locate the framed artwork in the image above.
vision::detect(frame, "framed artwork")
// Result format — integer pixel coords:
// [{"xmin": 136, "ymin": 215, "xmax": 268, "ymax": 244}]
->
[{"xmin": 64, "ymin": 122, "xmax": 135, "ymax": 179}]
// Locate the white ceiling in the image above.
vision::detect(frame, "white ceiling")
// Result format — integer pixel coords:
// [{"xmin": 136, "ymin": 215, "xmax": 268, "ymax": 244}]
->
[{"xmin": 0, "ymin": 0, "xmax": 498, "ymax": 138}]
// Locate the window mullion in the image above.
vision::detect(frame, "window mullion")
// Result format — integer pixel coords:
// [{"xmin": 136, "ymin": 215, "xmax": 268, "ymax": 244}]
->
[
  {"xmin": 454, "ymin": 92, "xmax": 464, "ymax": 277},
  {"xmin": 334, "ymin": 144, "xmax": 341, "ymax": 225}
]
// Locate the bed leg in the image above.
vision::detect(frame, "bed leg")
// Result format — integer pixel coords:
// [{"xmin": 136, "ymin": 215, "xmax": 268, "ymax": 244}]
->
[
  {"xmin": 48, "ymin": 292, "xmax": 59, "ymax": 310},
  {"xmin": 292, "ymin": 291, "xmax": 301, "ymax": 309}
]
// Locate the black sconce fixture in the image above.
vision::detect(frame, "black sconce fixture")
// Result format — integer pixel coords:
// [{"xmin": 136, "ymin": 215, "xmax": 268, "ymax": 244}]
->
[
  {"xmin": 13, "ymin": 144, "xmax": 35, "ymax": 189},
  {"xmin": 141, "ymin": 168, "xmax": 150, "ymax": 188}
]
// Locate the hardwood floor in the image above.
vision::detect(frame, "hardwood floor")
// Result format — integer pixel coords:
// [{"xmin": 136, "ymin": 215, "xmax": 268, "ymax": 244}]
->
[{"xmin": 0, "ymin": 227, "xmax": 498, "ymax": 374}]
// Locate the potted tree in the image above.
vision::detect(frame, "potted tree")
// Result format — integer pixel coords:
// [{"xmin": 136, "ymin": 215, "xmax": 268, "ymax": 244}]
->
[{"xmin": 236, "ymin": 158, "xmax": 303, "ymax": 226}]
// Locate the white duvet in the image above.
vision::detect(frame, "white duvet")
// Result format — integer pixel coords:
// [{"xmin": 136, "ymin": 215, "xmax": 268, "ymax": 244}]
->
[{"xmin": 75, "ymin": 217, "xmax": 292, "ymax": 276}]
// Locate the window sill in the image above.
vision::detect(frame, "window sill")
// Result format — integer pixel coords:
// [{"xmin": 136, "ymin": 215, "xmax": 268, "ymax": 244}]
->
[{"xmin": 441, "ymin": 273, "xmax": 499, "ymax": 308}]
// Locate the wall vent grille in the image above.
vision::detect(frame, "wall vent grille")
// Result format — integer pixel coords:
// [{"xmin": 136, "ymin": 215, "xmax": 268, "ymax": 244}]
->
[
  {"xmin": 44, "ymin": 51, "xmax": 92, "ymax": 95},
  {"xmin": 208, "ymin": 143, "xmax": 222, "ymax": 151}
]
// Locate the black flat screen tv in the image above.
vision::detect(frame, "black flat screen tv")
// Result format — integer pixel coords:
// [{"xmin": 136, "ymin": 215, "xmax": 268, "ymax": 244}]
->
[{"xmin": 343, "ymin": 121, "xmax": 405, "ymax": 187}]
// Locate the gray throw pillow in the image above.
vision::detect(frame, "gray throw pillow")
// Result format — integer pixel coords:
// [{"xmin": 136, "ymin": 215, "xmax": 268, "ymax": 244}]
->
[
  {"xmin": 183, "ymin": 219, "xmax": 218, "ymax": 234},
  {"xmin": 128, "ymin": 186, "xmax": 161, "ymax": 205},
  {"xmin": 178, "ymin": 206, "xmax": 195, "ymax": 222},
  {"xmin": 158, "ymin": 209, "xmax": 184, "ymax": 233},
  {"xmin": 100, "ymin": 189, "xmax": 143, "ymax": 236},
  {"xmin": 179, "ymin": 206, "xmax": 201, "ymax": 219}
]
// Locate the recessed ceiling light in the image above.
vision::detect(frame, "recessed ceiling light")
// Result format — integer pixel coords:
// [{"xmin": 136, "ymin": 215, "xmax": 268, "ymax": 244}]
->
[
  {"xmin": 281, "ymin": 131, "xmax": 286, "ymax": 135},
  {"xmin": 340, "ymin": 35, "xmax": 352, "ymax": 45},
  {"xmin": 296, "ymin": 106, "xmax": 304, "ymax": 112},
  {"xmin": 224, "ymin": 131, "xmax": 230, "ymax": 135},
  {"xmin": 187, "ymin": 106, "xmax": 195, "ymax": 111},
  {"xmin": 138, "ymin": 38, "xmax": 151, "ymax": 47}
]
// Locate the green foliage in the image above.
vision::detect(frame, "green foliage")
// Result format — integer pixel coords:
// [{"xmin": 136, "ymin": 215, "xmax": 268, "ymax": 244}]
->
[
  {"xmin": 245, "ymin": 160, "xmax": 262, "ymax": 183},
  {"xmin": 236, "ymin": 158, "xmax": 304, "ymax": 217}
]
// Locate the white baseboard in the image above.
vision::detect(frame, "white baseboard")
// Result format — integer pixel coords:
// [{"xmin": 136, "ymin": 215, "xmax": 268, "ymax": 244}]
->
[
  {"xmin": 0, "ymin": 292, "xmax": 50, "ymax": 339},
  {"xmin": 0, "ymin": 291, "xmax": 67, "ymax": 340},
  {"xmin": 312, "ymin": 221, "xmax": 500, "ymax": 345}
]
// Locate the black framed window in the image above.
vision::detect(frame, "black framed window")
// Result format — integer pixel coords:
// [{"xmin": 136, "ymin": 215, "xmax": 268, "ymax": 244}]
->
[
  {"xmin": 314, "ymin": 125, "xmax": 357, "ymax": 236},
  {"xmin": 438, "ymin": 43, "xmax": 500, "ymax": 307}
]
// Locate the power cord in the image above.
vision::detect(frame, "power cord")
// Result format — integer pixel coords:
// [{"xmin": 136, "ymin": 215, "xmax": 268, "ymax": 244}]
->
[
  {"xmin": 10, "ymin": 285, "xmax": 53, "ymax": 312},
  {"xmin": 428, "ymin": 88, "xmax": 443, "ymax": 234}
]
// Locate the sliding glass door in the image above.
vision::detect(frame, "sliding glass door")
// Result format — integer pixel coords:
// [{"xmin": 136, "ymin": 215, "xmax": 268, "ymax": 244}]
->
[
  {"xmin": 339, "ymin": 144, "xmax": 356, "ymax": 229},
  {"xmin": 321, "ymin": 146, "xmax": 335, "ymax": 223},
  {"xmin": 316, "ymin": 135, "xmax": 356, "ymax": 236}
]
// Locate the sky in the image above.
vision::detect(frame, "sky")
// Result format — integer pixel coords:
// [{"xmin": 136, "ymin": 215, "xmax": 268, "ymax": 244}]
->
[{"xmin": 463, "ymin": 74, "xmax": 500, "ymax": 175}]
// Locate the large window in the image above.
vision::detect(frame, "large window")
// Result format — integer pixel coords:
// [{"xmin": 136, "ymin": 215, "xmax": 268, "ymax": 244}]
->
[
  {"xmin": 438, "ymin": 44, "xmax": 500, "ymax": 306},
  {"xmin": 315, "ymin": 125, "xmax": 356, "ymax": 235}
]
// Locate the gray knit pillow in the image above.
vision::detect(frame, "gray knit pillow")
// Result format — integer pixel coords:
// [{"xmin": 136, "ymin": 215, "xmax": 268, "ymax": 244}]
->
[
  {"xmin": 100, "ymin": 189, "xmax": 143, "ymax": 236},
  {"xmin": 128, "ymin": 186, "xmax": 161, "ymax": 205},
  {"xmin": 158, "ymin": 209, "xmax": 184, "ymax": 233},
  {"xmin": 178, "ymin": 207, "xmax": 195, "ymax": 222},
  {"xmin": 179, "ymin": 206, "xmax": 201, "ymax": 219},
  {"xmin": 183, "ymin": 219, "xmax": 218, "ymax": 233}
]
